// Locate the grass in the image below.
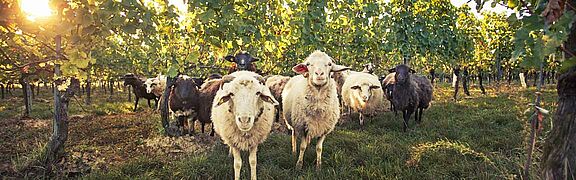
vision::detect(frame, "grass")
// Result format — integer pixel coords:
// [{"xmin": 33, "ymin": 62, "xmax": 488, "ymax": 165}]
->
[{"xmin": 0, "ymin": 82, "xmax": 559, "ymax": 179}]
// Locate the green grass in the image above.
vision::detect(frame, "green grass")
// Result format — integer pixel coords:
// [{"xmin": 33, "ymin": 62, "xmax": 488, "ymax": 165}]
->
[
  {"xmin": 0, "ymin": 87, "xmax": 153, "ymax": 119},
  {"xmin": 0, "ymin": 82, "xmax": 558, "ymax": 179}
]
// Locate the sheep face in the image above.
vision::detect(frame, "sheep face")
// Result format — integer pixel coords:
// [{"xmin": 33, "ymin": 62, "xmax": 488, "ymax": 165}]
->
[
  {"xmin": 173, "ymin": 76, "xmax": 198, "ymax": 102},
  {"xmin": 216, "ymin": 75, "xmax": 278, "ymax": 132},
  {"xmin": 144, "ymin": 78, "xmax": 159, "ymax": 94},
  {"xmin": 122, "ymin": 74, "xmax": 140, "ymax": 86},
  {"xmin": 293, "ymin": 51, "xmax": 349, "ymax": 87},
  {"xmin": 390, "ymin": 64, "xmax": 415, "ymax": 84},
  {"xmin": 351, "ymin": 83, "xmax": 381, "ymax": 104},
  {"xmin": 225, "ymin": 52, "xmax": 259, "ymax": 71}
]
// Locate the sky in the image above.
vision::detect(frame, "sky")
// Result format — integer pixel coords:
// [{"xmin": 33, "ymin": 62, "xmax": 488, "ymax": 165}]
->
[
  {"xmin": 450, "ymin": 0, "xmax": 515, "ymax": 19},
  {"xmin": 167, "ymin": 0, "xmax": 515, "ymax": 19}
]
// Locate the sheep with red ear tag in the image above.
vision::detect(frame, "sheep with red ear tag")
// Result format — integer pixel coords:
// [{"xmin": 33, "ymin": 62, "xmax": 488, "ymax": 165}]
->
[{"xmin": 281, "ymin": 50, "xmax": 350, "ymax": 170}]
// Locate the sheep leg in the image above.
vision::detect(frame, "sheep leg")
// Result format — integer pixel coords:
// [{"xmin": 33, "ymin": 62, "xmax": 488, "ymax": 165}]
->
[
  {"xmin": 231, "ymin": 147, "xmax": 242, "ymax": 180},
  {"xmin": 291, "ymin": 130, "xmax": 297, "ymax": 154},
  {"xmin": 189, "ymin": 119, "xmax": 195, "ymax": 135},
  {"xmin": 177, "ymin": 116, "xmax": 186, "ymax": 135},
  {"xmin": 414, "ymin": 108, "xmax": 419, "ymax": 123},
  {"xmin": 147, "ymin": 99, "xmax": 152, "ymax": 108},
  {"xmin": 249, "ymin": 146, "xmax": 258, "ymax": 180},
  {"xmin": 296, "ymin": 136, "xmax": 309, "ymax": 170},
  {"xmin": 154, "ymin": 99, "xmax": 159, "ymax": 110},
  {"xmin": 402, "ymin": 110, "xmax": 409, "ymax": 132},
  {"xmin": 183, "ymin": 116, "xmax": 190, "ymax": 135},
  {"xmin": 359, "ymin": 112, "xmax": 364, "ymax": 127},
  {"xmin": 417, "ymin": 108, "xmax": 424, "ymax": 123},
  {"xmin": 315, "ymin": 135, "xmax": 326, "ymax": 171},
  {"xmin": 133, "ymin": 97, "xmax": 139, "ymax": 112},
  {"xmin": 210, "ymin": 124, "xmax": 215, "ymax": 136},
  {"xmin": 201, "ymin": 122, "xmax": 205, "ymax": 133}
]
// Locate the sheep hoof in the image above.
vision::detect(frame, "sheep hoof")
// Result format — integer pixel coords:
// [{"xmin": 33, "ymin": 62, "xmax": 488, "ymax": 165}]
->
[{"xmin": 296, "ymin": 161, "xmax": 303, "ymax": 170}]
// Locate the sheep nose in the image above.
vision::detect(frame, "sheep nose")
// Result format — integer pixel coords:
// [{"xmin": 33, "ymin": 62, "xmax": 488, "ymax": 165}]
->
[
  {"xmin": 362, "ymin": 95, "xmax": 370, "ymax": 101},
  {"xmin": 315, "ymin": 71, "xmax": 324, "ymax": 76},
  {"xmin": 236, "ymin": 116, "xmax": 254, "ymax": 123}
]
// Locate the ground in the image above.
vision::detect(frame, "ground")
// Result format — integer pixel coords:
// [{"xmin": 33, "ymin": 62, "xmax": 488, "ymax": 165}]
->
[{"xmin": 0, "ymin": 82, "xmax": 557, "ymax": 179}]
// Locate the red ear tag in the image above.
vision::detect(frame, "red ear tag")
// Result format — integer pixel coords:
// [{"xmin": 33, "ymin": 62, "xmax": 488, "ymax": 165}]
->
[{"xmin": 293, "ymin": 64, "xmax": 308, "ymax": 73}]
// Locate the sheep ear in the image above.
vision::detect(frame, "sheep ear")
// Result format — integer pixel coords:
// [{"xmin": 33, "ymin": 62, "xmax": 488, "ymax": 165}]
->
[
  {"xmin": 260, "ymin": 93, "xmax": 279, "ymax": 106},
  {"xmin": 216, "ymin": 93, "xmax": 232, "ymax": 106},
  {"xmin": 409, "ymin": 69, "xmax": 416, "ymax": 73},
  {"xmin": 219, "ymin": 75, "xmax": 235, "ymax": 90},
  {"xmin": 331, "ymin": 65, "xmax": 350, "ymax": 72},
  {"xmin": 292, "ymin": 63, "xmax": 308, "ymax": 74},
  {"xmin": 222, "ymin": 75, "xmax": 235, "ymax": 83},
  {"xmin": 254, "ymin": 76, "xmax": 265, "ymax": 85},
  {"xmin": 251, "ymin": 57, "xmax": 260, "ymax": 62},
  {"xmin": 224, "ymin": 55, "xmax": 235, "ymax": 62},
  {"xmin": 388, "ymin": 68, "xmax": 396, "ymax": 73}
]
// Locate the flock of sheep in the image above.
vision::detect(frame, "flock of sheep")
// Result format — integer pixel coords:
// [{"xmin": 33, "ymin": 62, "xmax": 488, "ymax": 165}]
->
[{"xmin": 122, "ymin": 51, "xmax": 433, "ymax": 180}]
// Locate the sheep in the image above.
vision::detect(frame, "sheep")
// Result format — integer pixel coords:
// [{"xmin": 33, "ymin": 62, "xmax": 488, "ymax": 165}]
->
[
  {"xmin": 341, "ymin": 72, "xmax": 385, "ymax": 126},
  {"xmin": 169, "ymin": 75, "xmax": 200, "ymax": 135},
  {"xmin": 207, "ymin": 73, "xmax": 223, "ymax": 80},
  {"xmin": 195, "ymin": 77, "xmax": 225, "ymax": 136},
  {"xmin": 413, "ymin": 75, "xmax": 433, "ymax": 123},
  {"xmin": 264, "ymin": 75, "xmax": 290, "ymax": 122},
  {"xmin": 122, "ymin": 73, "xmax": 159, "ymax": 112},
  {"xmin": 144, "ymin": 74, "xmax": 167, "ymax": 97},
  {"xmin": 382, "ymin": 72, "xmax": 396, "ymax": 112},
  {"xmin": 388, "ymin": 64, "xmax": 433, "ymax": 132},
  {"xmin": 211, "ymin": 71, "xmax": 278, "ymax": 180},
  {"xmin": 282, "ymin": 50, "xmax": 350, "ymax": 170},
  {"xmin": 225, "ymin": 52, "xmax": 262, "ymax": 74},
  {"xmin": 331, "ymin": 70, "xmax": 350, "ymax": 98}
]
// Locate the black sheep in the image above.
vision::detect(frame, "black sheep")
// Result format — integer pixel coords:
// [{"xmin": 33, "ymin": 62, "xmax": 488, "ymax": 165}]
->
[
  {"xmin": 169, "ymin": 75, "xmax": 200, "ymax": 135},
  {"xmin": 389, "ymin": 65, "xmax": 433, "ymax": 132},
  {"xmin": 225, "ymin": 52, "xmax": 261, "ymax": 74},
  {"xmin": 122, "ymin": 73, "xmax": 159, "ymax": 112}
]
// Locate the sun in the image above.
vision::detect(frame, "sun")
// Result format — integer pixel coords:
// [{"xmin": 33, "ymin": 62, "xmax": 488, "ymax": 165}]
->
[{"xmin": 20, "ymin": 0, "xmax": 53, "ymax": 21}]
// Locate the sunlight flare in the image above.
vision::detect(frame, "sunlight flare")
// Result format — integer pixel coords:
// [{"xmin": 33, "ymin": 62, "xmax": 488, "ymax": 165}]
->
[{"xmin": 20, "ymin": 0, "xmax": 53, "ymax": 21}]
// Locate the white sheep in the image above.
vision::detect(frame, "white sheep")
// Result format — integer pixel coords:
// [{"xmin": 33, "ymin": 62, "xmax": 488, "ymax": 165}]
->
[
  {"xmin": 341, "ymin": 72, "xmax": 385, "ymax": 126},
  {"xmin": 211, "ymin": 71, "xmax": 279, "ymax": 180},
  {"xmin": 144, "ymin": 74, "xmax": 167, "ymax": 97},
  {"xmin": 282, "ymin": 50, "xmax": 350, "ymax": 170},
  {"xmin": 264, "ymin": 75, "xmax": 290, "ymax": 122}
]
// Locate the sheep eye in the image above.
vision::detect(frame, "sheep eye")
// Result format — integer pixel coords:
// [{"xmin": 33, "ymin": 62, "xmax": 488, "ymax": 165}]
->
[
  {"xmin": 369, "ymin": 85, "xmax": 380, "ymax": 89},
  {"xmin": 306, "ymin": 62, "xmax": 310, "ymax": 66},
  {"xmin": 328, "ymin": 62, "xmax": 332, "ymax": 66},
  {"xmin": 351, "ymin": 86, "xmax": 360, "ymax": 90}
]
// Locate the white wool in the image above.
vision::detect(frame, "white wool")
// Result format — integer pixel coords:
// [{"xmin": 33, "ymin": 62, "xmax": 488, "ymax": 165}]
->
[
  {"xmin": 382, "ymin": 72, "xmax": 396, "ymax": 86},
  {"xmin": 211, "ymin": 71, "xmax": 276, "ymax": 151},
  {"xmin": 282, "ymin": 51, "xmax": 349, "ymax": 169},
  {"xmin": 144, "ymin": 75, "xmax": 167, "ymax": 97},
  {"xmin": 341, "ymin": 72, "xmax": 385, "ymax": 117}
]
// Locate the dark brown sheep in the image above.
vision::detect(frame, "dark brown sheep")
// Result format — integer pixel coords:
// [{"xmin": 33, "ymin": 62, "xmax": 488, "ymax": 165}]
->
[
  {"xmin": 122, "ymin": 73, "xmax": 159, "ymax": 112},
  {"xmin": 195, "ymin": 78, "xmax": 225, "ymax": 136}
]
